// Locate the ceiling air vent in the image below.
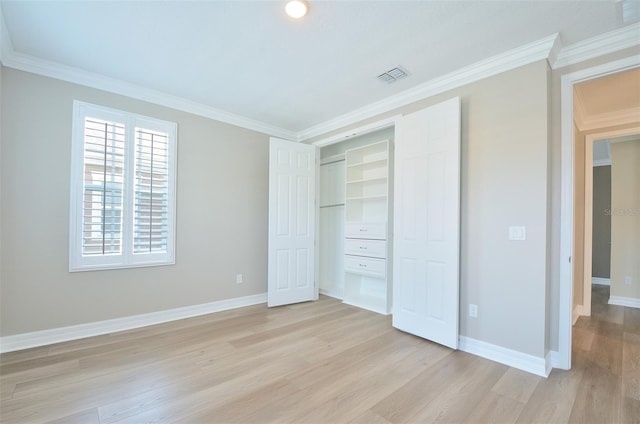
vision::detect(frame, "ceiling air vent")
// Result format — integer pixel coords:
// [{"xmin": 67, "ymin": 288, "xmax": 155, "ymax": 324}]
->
[{"xmin": 377, "ymin": 66, "xmax": 409, "ymax": 84}]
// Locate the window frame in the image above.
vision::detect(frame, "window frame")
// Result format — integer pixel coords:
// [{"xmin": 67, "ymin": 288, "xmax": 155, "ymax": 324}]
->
[{"xmin": 69, "ymin": 101, "xmax": 177, "ymax": 272}]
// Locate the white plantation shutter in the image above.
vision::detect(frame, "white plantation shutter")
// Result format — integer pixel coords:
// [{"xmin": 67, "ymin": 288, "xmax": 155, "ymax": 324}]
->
[
  {"xmin": 82, "ymin": 118, "xmax": 125, "ymax": 256},
  {"xmin": 134, "ymin": 128, "xmax": 169, "ymax": 254},
  {"xmin": 70, "ymin": 101, "xmax": 177, "ymax": 271}
]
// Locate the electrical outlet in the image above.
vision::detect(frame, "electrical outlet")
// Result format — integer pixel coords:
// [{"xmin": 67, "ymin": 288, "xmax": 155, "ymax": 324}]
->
[
  {"xmin": 625, "ymin": 276, "xmax": 632, "ymax": 286},
  {"xmin": 469, "ymin": 304, "xmax": 478, "ymax": 318},
  {"xmin": 236, "ymin": 274, "xmax": 243, "ymax": 284}
]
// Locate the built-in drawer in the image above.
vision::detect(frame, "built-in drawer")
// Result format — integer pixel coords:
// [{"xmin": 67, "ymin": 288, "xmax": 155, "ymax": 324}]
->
[
  {"xmin": 344, "ymin": 239, "xmax": 386, "ymax": 259},
  {"xmin": 345, "ymin": 222, "xmax": 386, "ymax": 240},
  {"xmin": 344, "ymin": 255, "xmax": 386, "ymax": 278}
]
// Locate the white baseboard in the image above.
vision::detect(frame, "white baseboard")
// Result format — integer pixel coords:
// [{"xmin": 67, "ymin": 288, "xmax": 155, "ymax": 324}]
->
[
  {"xmin": 319, "ymin": 288, "xmax": 344, "ymax": 300},
  {"xmin": 0, "ymin": 293, "xmax": 267, "ymax": 354},
  {"xmin": 459, "ymin": 336, "xmax": 550, "ymax": 378},
  {"xmin": 572, "ymin": 304, "xmax": 584, "ymax": 325},
  {"xmin": 592, "ymin": 277, "xmax": 611, "ymax": 286},
  {"xmin": 609, "ymin": 296, "xmax": 640, "ymax": 309},
  {"xmin": 549, "ymin": 349, "xmax": 566, "ymax": 370}
]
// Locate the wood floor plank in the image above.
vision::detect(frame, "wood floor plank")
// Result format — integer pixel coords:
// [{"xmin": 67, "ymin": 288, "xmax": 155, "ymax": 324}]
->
[
  {"xmin": 622, "ymin": 396, "xmax": 640, "ymax": 424},
  {"xmin": 405, "ymin": 357, "xmax": 508, "ymax": 423},
  {"xmin": 588, "ymin": 331, "xmax": 623, "ymax": 376},
  {"xmin": 46, "ymin": 407, "xmax": 100, "ymax": 424},
  {"xmin": 349, "ymin": 409, "xmax": 392, "ymax": 424},
  {"xmin": 514, "ymin": 359, "xmax": 585, "ymax": 423},
  {"xmin": 491, "ymin": 368, "xmax": 541, "ymax": 404},
  {"xmin": 465, "ymin": 392, "xmax": 526, "ymax": 424},
  {"xmin": 1, "ymin": 292, "xmax": 638, "ymax": 424},
  {"xmin": 625, "ymin": 307, "xmax": 640, "ymax": 335},
  {"xmin": 370, "ymin": 351, "xmax": 481, "ymax": 422},
  {"xmin": 288, "ymin": 338, "xmax": 452, "ymax": 423},
  {"xmin": 567, "ymin": 359, "xmax": 622, "ymax": 424},
  {"xmin": 623, "ymin": 332, "xmax": 640, "ymax": 401}
]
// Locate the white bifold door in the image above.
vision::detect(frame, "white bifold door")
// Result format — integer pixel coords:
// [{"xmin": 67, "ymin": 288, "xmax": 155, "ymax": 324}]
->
[
  {"xmin": 393, "ymin": 97, "xmax": 461, "ymax": 349},
  {"xmin": 268, "ymin": 138, "xmax": 318, "ymax": 307}
]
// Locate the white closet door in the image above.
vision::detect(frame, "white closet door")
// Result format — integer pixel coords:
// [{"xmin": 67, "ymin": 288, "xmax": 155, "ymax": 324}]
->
[
  {"xmin": 268, "ymin": 138, "xmax": 317, "ymax": 307},
  {"xmin": 392, "ymin": 97, "xmax": 461, "ymax": 349}
]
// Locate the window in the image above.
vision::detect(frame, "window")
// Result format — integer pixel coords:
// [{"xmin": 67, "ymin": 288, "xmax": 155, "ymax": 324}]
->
[{"xmin": 70, "ymin": 101, "xmax": 177, "ymax": 271}]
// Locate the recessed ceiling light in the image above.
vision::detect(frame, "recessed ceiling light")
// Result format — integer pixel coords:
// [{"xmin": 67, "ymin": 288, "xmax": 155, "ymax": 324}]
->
[{"xmin": 286, "ymin": 0, "xmax": 308, "ymax": 19}]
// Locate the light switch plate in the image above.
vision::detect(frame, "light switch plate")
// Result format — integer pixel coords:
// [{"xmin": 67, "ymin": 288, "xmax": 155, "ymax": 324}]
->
[{"xmin": 509, "ymin": 226, "xmax": 526, "ymax": 241}]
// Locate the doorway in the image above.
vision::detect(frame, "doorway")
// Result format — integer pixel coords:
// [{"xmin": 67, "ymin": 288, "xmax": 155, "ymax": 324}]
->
[
  {"xmin": 559, "ymin": 57, "xmax": 640, "ymax": 370},
  {"xmin": 581, "ymin": 132, "xmax": 640, "ymax": 319}
]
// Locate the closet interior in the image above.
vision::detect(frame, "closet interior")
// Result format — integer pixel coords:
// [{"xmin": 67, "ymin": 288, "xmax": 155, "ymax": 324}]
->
[{"xmin": 318, "ymin": 128, "xmax": 394, "ymax": 314}]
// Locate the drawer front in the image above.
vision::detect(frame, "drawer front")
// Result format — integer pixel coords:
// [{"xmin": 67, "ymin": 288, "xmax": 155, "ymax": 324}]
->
[
  {"xmin": 344, "ymin": 239, "xmax": 386, "ymax": 259},
  {"xmin": 344, "ymin": 255, "xmax": 386, "ymax": 278},
  {"xmin": 345, "ymin": 222, "xmax": 386, "ymax": 239}
]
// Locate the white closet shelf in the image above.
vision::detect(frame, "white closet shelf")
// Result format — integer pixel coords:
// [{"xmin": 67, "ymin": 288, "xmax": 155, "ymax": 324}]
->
[
  {"xmin": 345, "ymin": 195, "xmax": 387, "ymax": 201},
  {"xmin": 320, "ymin": 203, "xmax": 345, "ymax": 208},
  {"xmin": 345, "ymin": 158, "xmax": 387, "ymax": 168},
  {"xmin": 346, "ymin": 176, "xmax": 388, "ymax": 184}
]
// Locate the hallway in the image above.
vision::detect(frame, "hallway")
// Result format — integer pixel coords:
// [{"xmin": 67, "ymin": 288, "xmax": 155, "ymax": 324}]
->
[{"xmin": 571, "ymin": 284, "xmax": 640, "ymax": 422}]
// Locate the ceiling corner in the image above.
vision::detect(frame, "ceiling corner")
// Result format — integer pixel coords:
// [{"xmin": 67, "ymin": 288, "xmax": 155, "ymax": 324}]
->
[
  {"xmin": 546, "ymin": 32, "xmax": 564, "ymax": 69},
  {"xmin": 0, "ymin": 6, "xmax": 15, "ymax": 67},
  {"xmin": 552, "ymin": 22, "xmax": 640, "ymax": 69}
]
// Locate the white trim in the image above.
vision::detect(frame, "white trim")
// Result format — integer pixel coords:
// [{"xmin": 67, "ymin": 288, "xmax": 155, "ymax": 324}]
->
[
  {"xmin": 593, "ymin": 158, "xmax": 612, "ymax": 167},
  {"xmin": 0, "ymin": 22, "xmax": 295, "ymax": 141},
  {"xmin": 69, "ymin": 101, "xmax": 178, "ymax": 271},
  {"xmin": 458, "ymin": 336, "xmax": 550, "ymax": 378},
  {"xmin": 592, "ymin": 277, "xmax": 611, "ymax": 286},
  {"xmin": 319, "ymin": 288, "xmax": 344, "ymax": 300},
  {"xmin": 584, "ymin": 134, "xmax": 594, "ymax": 316},
  {"xmin": 299, "ymin": 34, "xmax": 559, "ymax": 141},
  {"xmin": 545, "ymin": 351, "xmax": 553, "ymax": 377},
  {"xmin": 559, "ymin": 54, "xmax": 640, "ymax": 371},
  {"xmin": 550, "ymin": 350, "xmax": 562, "ymax": 370},
  {"xmin": 0, "ymin": 6, "xmax": 12, "ymax": 62},
  {"xmin": 312, "ymin": 115, "xmax": 401, "ymax": 147},
  {"xmin": 0, "ymin": 293, "xmax": 267, "ymax": 353},
  {"xmin": 2, "ymin": 12, "xmax": 638, "ymax": 144},
  {"xmin": 573, "ymin": 304, "xmax": 584, "ymax": 325},
  {"xmin": 551, "ymin": 23, "xmax": 640, "ymax": 69},
  {"xmin": 609, "ymin": 296, "xmax": 640, "ymax": 308},
  {"xmin": 579, "ymin": 107, "xmax": 640, "ymax": 132}
]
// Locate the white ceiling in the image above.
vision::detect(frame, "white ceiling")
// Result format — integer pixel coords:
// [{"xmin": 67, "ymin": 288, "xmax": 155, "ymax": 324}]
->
[{"xmin": 0, "ymin": 1, "xmax": 635, "ymax": 136}]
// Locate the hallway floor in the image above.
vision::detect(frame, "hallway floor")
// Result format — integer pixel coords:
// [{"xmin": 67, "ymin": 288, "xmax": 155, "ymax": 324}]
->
[{"xmin": 571, "ymin": 284, "xmax": 640, "ymax": 423}]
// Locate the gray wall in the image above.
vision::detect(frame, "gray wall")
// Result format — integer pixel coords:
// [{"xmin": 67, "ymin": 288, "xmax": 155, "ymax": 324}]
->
[
  {"xmin": 611, "ymin": 139, "xmax": 640, "ymax": 300},
  {"xmin": 309, "ymin": 60, "xmax": 550, "ymax": 358},
  {"xmin": 2, "ymin": 43, "xmax": 639, "ymax": 361},
  {"xmin": 592, "ymin": 165, "xmax": 611, "ymax": 279},
  {"xmin": 1, "ymin": 68, "xmax": 270, "ymax": 336}
]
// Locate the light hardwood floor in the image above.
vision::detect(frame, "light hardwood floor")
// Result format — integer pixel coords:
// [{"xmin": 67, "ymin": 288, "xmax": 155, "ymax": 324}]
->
[{"xmin": 1, "ymin": 291, "xmax": 638, "ymax": 423}]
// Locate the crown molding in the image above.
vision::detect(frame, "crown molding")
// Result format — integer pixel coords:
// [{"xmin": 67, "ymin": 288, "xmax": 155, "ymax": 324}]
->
[
  {"xmin": 297, "ymin": 34, "xmax": 560, "ymax": 141},
  {"xmin": 578, "ymin": 106, "xmax": 640, "ymax": 132},
  {"xmin": 2, "ymin": 11, "xmax": 638, "ymax": 144},
  {"xmin": 0, "ymin": 13, "xmax": 296, "ymax": 141},
  {"xmin": 551, "ymin": 23, "xmax": 640, "ymax": 69},
  {"xmin": 0, "ymin": 7, "xmax": 12, "ymax": 64},
  {"xmin": 2, "ymin": 51, "xmax": 297, "ymax": 140}
]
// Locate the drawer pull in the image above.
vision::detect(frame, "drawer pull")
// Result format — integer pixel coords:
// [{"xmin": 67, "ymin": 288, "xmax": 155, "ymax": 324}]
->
[
  {"xmin": 359, "ymin": 264, "xmax": 367, "ymax": 267},
  {"xmin": 359, "ymin": 246, "xmax": 367, "ymax": 250}
]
